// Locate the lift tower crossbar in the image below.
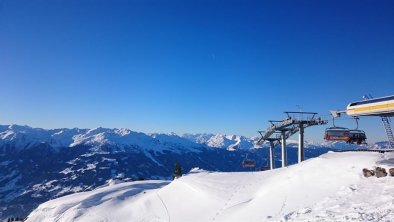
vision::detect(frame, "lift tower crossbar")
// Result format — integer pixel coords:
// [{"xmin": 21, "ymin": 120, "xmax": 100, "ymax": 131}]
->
[{"xmin": 257, "ymin": 112, "xmax": 327, "ymax": 169}]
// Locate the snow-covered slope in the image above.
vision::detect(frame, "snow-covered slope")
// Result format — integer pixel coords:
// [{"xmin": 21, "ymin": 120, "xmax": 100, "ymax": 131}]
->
[
  {"xmin": 0, "ymin": 125, "xmax": 85, "ymax": 150},
  {"xmin": 0, "ymin": 125, "xmax": 272, "ymax": 220},
  {"xmin": 0, "ymin": 124, "xmax": 389, "ymax": 220},
  {"xmin": 0, "ymin": 125, "xmax": 202, "ymax": 153},
  {"xmin": 0, "ymin": 125, "xmax": 260, "ymax": 152},
  {"xmin": 182, "ymin": 133, "xmax": 262, "ymax": 150},
  {"xmin": 27, "ymin": 152, "xmax": 394, "ymax": 222}
]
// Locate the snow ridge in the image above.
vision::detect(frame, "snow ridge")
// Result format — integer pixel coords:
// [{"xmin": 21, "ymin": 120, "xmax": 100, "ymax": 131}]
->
[
  {"xmin": 26, "ymin": 152, "xmax": 394, "ymax": 222},
  {"xmin": 0, "ymin": 125, "xmax": 261, "ymax": 152},
  {"xmin": 0, "ymin": 125, "xmax": 389, "ymax": 153}
]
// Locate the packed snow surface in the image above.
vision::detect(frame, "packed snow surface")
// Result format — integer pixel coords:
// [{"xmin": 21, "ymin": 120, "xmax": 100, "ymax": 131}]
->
[{"xmin": 27, "ymin": 152, "xmax": 394, "ymax": 222}]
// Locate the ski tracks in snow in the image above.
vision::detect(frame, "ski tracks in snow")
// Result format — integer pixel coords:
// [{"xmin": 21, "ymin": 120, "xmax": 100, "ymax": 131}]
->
[
  {"xmin": 156, "ymin": 192, "xmax": 171, "ymax": 222},
  {"xmin": 283, "ymin": 177, "xmax": 394, "ymax": 221},
  {"xmin": 211, "ymin": 172, "xmax": 261, "ymax": 221}
]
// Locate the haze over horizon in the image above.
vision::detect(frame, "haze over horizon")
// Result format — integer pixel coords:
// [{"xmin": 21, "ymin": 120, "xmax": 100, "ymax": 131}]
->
[{"xmin": 1, "ymin": 0, "xmax": 393, "ymax": 143}]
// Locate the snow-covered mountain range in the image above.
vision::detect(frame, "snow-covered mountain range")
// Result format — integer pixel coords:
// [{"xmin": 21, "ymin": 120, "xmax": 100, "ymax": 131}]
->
[
  {"xmin": 0, "ymin": 124, "xmax": 389, "ymax": 220},
  {"xmin": 1, "ymin": 124, "xmax": 377, "ymax": 152},
  {"xmin": 0, "ymin": 125, "xmax": 259, "ymax": 152}
]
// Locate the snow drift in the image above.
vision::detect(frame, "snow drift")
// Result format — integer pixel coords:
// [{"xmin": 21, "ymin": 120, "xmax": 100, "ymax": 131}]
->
[{"xmin": 27, "ymin": 151, "xmax": 394, "ymax": 222}]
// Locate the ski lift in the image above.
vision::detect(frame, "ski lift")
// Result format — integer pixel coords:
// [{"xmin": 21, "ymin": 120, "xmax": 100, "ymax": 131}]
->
[
  {"xmin": 347, "ymin": 117, "xmax": 367, "ymax": 144},
  {"xmin": 242, "ymin": 153, "xmax": 256, "ymax": 168},
  {"xmin": 324, "ymin": 127, "xmax": 350, "ymax": 141},
  {"xmin": 348, "ymin": 130, "xmax": 367, "ymax": 144},
  {"xmin": 324, "ymin": 115, "xmax": 350, "ymax": 141},
  {"xmin": 242, "ymin": 160, "xmax": 257, "ymax": 168}
]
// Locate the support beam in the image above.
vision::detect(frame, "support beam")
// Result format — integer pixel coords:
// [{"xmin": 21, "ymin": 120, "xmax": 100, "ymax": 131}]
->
[
  {"xmin": 269, "ymin": 140, "xmax": 275, "ymax": 170},
  {"xmin": 257, "ymin": 112, "xmax": 327, "ymax": 170},
  {"xmin": 281, "ymin": 131, "xmax": 287, "ymax": 167},
  {"xmin": 298, "ymin": 124, "xmax": 304, "ymax": 163}
]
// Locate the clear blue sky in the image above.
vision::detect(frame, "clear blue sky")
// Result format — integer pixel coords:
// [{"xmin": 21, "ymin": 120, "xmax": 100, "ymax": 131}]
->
[{"xmin": 0, "ymin": 0, "xmax": 393, "ymax": 142}]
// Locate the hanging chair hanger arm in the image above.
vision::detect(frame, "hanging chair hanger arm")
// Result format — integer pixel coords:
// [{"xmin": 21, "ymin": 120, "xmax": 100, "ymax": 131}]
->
[{"xmin": 330, "ymin": 110, "xmax": 346, "ymax": 118}]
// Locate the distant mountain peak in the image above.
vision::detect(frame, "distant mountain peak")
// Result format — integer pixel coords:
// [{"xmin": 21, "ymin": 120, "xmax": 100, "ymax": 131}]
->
[
  {"xmin": 0, "ymin": 124, "xmax": 389, "ymax": 152},
  {"xmin": 0, "ymin": 124, "xmax": 391, "ymax": 220}
]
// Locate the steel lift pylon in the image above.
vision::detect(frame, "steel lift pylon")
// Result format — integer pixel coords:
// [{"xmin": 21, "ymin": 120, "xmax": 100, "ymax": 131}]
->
[{"xmin": 257, "ymin": 112, "xmax": 327, "ymax": 170}]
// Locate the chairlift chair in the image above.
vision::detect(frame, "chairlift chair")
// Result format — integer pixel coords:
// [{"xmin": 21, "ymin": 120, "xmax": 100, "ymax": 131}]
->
[
  {"xmin": 347, "ymin": 117, "xmax": 367, "ymax": 144},
  {"xmin": 242, "ymin": 160, "xmax": 257, "ymax": 168},
  {"xmin": 348, "ymin": 130, "xmax": 367, "ymax": 144},
  {"xmin": 241, "ymin": 153, "xmax": 256, "ymax": 168},
  {"xmin": 324, "ymin": 114, "xmax": 351, "ymax": 141},
  {"xmin": 324, "ymin": 127, "xmax": 350, "ymax": 141}
]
